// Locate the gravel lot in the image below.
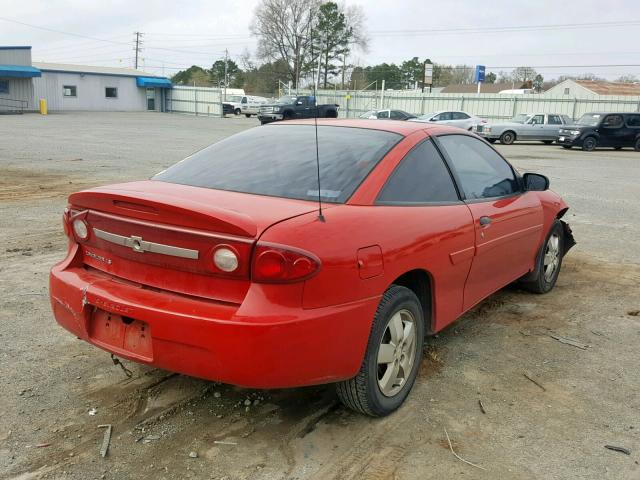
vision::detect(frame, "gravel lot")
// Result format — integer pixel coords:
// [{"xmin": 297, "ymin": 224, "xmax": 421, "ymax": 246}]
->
[{"xmin": 1, "ymin": 112, "xmax": 639, "ymax": 480}]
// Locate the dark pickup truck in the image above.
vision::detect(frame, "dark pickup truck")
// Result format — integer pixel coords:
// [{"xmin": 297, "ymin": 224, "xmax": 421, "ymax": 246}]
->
[{"xmin": 258, "ymin": 95, "xmax": 339, "ymax": 124}]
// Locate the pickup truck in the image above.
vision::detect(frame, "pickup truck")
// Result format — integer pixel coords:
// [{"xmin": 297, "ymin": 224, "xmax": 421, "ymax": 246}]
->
[{"xmin": 258, "ymin": 95, "xmax": 339, "ymax": 124}]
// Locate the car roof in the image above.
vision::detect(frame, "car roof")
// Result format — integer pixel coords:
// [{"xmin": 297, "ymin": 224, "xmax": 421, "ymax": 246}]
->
[{"xmin": 271, "ymin": 118, "xmax": 462, "ymax": 136}]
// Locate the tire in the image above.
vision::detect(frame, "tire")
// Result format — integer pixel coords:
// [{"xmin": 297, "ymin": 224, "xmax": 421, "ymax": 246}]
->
[
  {"xmin": 283, "ymin": 111, "xmax": 293, "ymax": 121},
  {"xmin": 562, "ymin": 145, "xmax": 572, "ymax": 149},
  {"xmin": 486, "ymin": 138, "xmax": 497, "ymax": 144},
  {"xmin": 542, "ymin": 140, "xmax": 553, "ymax": 145},
  {"xmin": 234, "ymin": 108, "xmax": 241, "ymax": 115},
  {"xmin": 336, "ymin": 285, "xmax": 425, "ymax": 417},
  {"xmin": 520, "ymin": 220, "xmax": 564, "ymax": 294},
  {"xmin": 500, "ymin": 131, "xmax": 516, "ymax": 145},
  {"xmin": 245, "ymin": 114, "xmax": 251, "ymax": 118},
  {"xmin": 635, "ymin": 137, "xmax": 640, "ymax": 152},
  {"xmin": 582, "ymin": 136, "xmax": 597, "ymax": 151}
]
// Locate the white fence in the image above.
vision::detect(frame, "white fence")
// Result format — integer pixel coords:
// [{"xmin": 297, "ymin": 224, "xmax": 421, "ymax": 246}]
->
[
  {"xmin": 166, "ymin": 86, "xmax": 223, "ymax": 116},
  {"xmin": 314, "ymin": 90, "xmax": 640, "ymax": 121},
  {"xmin": 165, "ymin": 85, "xmax": 640, "ymax": 122}
]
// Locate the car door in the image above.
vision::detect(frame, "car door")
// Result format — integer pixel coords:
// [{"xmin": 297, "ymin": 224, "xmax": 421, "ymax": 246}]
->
[
  {"xmin": 545, "ymin": 115, "xmax": 564, "ymax": 140},
  {"xmin": 450, "ymin": 112, "xmax": 471, "ymax": 129},
  {"xmin": 375, "ymin": 138, "xmax": 475, "ymax": 330},
  {"xmin": 435, "ymin": 134, "xmax": 544, "ymax": 310},
  {"xmin": 600, "ymin": 114, "xmax": 625, "ymax": 147},
  {"xmin": 295, "ymin": 97, "xmax": 313, "ymax": 119},
  {"xmin": 624, "ymin": 114, "xmax": 640, "ymax": 146},
  {"xmin": 521, "ymin": 114, "xmax": 544, "ymax": 139}
]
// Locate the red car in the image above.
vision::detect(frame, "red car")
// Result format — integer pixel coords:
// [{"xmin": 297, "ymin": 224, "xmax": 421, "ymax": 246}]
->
[{"xmin": 50, "ymin": 119, "xmax": 574, "ymax": 416}]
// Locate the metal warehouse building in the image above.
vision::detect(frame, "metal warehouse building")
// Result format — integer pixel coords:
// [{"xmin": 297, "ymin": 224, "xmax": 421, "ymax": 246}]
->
[{"xmin": 1, "ymin": 46, "xmax": 172, "ymax": 113}]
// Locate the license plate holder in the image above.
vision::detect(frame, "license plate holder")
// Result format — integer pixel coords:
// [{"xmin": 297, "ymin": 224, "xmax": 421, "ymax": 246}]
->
[{"xmin": 89, "ymin": 309, "xmax": 153, "ymax": 361}]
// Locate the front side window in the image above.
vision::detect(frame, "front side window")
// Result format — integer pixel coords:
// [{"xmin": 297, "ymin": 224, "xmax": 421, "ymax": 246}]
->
[
  {"xmin": 435, "ymin": 112, "xmax": 452, "ymax": 121},
  {"xmin": 153, "ymin": 125, "xmax": 401, "ymax": 204},
  {"xmin": 529, "ymin": 114, "xmax": 544, "ymax": 125},
  {"xmin": 63, "ymin": 85, "xmax": 77, "ymax": 97},
  {"xmin": 377, "ymin": 110, "xmax": 389, "ymax": 119},
  {"xmin": 437, "ymin": 135, "xmax": 518, "ymax": 200},
  {"xmin": 377, "ymin": 139, "xmax": 459, "ymax": 204},
  {"xmin": 602, "ymin": 115, "xmax": 623, "ymax": 128},
  {"xmin": 105, "ymin": 87, "xmax": 118, "ymax": 98}
]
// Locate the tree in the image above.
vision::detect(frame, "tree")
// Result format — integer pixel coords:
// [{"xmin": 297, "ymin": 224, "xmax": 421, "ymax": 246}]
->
[
  {"xmin": 251, "ymin": 0, "xmax": 320, "ymax": 88},
  {"xmin": 400, "ymin": 57, "xmax": 428, "ymax": 89},
  {"xmin": 615, "ymin": 74, "xmax": 639, "ymax": 83},
  {"xmin": 364, "ymin": 63, "xmax": 403, "ymax": 89},
  {"xmin": 533, "ymin": 74, "xmax": 544, "ymax": 93},
  {"xmin": 485, "ymin": 72, "xmax": 497, "ymax": 84},
  {"xmin": 512, "ymin": 66, "xmax": 537, "ymax": 83},
  {"xmin": 210, "ymin": 59, "xmax": 240, "ymax": 87},
  {"xmin": 312, "ymin": 2, "xmax": 350, "ymax": 88},
  {"xmin": 171, "ymin": 65, "xmax": 210, "ymax": 86}
]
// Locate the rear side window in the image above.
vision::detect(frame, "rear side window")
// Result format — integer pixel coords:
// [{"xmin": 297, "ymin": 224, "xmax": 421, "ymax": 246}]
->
[
  {"xmin": 153, "ymin": 125, "xmax": 401, "ymax": 204},
  {"xmin": 626, "ymin": 114, "xmax": 640, "ymax": 127},
  {"xmin": 452, "ymin": 112, "xmax": 470, "ymax": 120},
  {"xmin": 377, "ymin": 139, "xmax": 459, "ymax": 204},
  {"xmin": 548, "ymin": 115, "xmax": 562, "ymax": 125},
  {"xmin": 437, "ymin": 135, "xmax": 518, "ymax": 200}
]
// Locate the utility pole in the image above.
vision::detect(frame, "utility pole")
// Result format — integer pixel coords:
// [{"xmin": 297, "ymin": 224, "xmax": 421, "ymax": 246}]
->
[
  {"xmin": 223, "ymin": 49, "xmax": 228, "ymax": 101},
  {"xmin": 134, "ymin": 32, "xmax": 143, "ymax": 70}
]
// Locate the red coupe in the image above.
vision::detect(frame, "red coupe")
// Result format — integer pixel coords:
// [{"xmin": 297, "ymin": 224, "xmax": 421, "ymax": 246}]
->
[{"xmin": 50, "ymin": 119, "xmax": 574, "ymax": 416}]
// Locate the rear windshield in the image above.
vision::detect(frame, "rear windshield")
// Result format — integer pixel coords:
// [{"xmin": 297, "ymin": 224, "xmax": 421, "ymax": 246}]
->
[{"xmin": 153, "ymin": 125, "xmax": 401, "ymax": 203}]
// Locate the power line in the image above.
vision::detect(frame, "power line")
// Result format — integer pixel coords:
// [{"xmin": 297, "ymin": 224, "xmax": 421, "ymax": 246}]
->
[{"xmin": 134, "ymin": 32, "xmax": 143, "ymax": 69}]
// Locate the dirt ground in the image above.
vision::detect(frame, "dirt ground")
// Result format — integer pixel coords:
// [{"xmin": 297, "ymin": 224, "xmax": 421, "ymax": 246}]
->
[{"xmin": 1, "ymin": 112, "xmax": 639, "ymax": 480}]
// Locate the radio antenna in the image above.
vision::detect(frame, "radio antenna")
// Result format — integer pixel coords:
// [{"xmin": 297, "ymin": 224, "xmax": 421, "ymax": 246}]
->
[{"xmin": 310, "ymin": 23, "xmax": 325, "ymax": 222}]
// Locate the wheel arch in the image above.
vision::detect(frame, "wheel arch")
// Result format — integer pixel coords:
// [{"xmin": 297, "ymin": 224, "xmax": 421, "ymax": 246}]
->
[{"xmin": 389, "ymin": 268, "xmax": 434, "ymax": 335}]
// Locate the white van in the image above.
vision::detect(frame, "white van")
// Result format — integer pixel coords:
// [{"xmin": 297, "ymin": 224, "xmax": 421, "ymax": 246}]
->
[
  {"xmin": 222, "ymin": 94, "xmax": 268, "ymax": 117},
  {"xmin": 240, "ymin": 95, "xmax": 269, "ymax": 117}
]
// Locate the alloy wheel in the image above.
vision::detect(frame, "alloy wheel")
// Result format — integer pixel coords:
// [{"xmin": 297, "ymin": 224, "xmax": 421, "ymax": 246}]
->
[
  {"xmin": 377, "ymin": 309, "xmax": 417, "ymax": 397},
  {"xmin": 543, "ymin": 233, "xmax": 561, "ymax": 282}
]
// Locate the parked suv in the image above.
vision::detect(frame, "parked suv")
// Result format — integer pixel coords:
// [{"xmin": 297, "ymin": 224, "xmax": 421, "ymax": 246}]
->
[{"xmin": 557, "ymin": 112, "xmax": 640, "ymax": 151}]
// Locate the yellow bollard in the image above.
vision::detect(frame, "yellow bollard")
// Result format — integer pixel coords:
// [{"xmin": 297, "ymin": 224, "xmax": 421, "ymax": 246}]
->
[{"xmin": 39, "ymin": 98, "xmax": 47, "ymax": 115}]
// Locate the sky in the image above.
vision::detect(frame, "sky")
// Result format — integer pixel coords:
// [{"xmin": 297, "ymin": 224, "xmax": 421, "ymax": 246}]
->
[{"xmin": 1, "ymin": 0, "xmax": 640, "ymax": 81}]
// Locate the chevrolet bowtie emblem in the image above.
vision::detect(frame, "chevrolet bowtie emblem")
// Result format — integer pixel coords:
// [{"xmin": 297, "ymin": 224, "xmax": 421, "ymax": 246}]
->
[{"xmin": 92, "ymin": 228, "xmax": 199, "ymax": 260}]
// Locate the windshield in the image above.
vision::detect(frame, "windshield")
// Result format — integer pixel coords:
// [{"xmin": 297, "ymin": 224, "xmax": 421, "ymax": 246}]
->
[
  {"xmin": 510, "ymin": 114, "xmax": 532, "ymax": 123},
  {"xmin": 416, "ymin": 112, "xmax": 436, "ymax": 120},
  {"xmin": 577, "ymin": 113, "xmax": 602, "ymax": 126},
  {"xmin": 359, "ymin": 110, "xmax": 376, "ymax": 118},
  {"xmin": 153, "ymin": 125, "xmax": 402, "ymax": 204},
  {"xmin": 227, "ymin": 95, "xmax": 242, "ymax": 103},
  {"xmin": 277, "ymin": 95, "xmax": 298, "ymax": 104}
]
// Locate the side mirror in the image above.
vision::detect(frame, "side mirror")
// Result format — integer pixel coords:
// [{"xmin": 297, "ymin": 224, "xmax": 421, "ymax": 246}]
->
[
  {"xmin": 296, "ymin": 101, "xmax": 303, "ymax": 105},
  {"xmin": 523, "ymin": 173, "xmax": 549, "ymax": 191}
]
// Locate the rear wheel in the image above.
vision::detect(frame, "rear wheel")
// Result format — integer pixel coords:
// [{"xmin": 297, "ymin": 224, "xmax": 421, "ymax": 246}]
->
[
  {"xmin": 234, "ymin": 108, "xmax": 241, "ymax": 115},
  {"xmin": 633, "ymin": 137, "xmax": 640, "ymax": 151},
  {"xmin": 500, "ymin": 131, "xmax": 516, "ymax": 145},
  {"xmin": 582, "ymin": 136, "xmax": 597, "ymax": 151},
  {"xmin": 245, "ymin": 114, "xmax": 251, "ymax": 118},
  {"xmin": 521, "ymin": 220, "xmax": 564, "ymax": 294},
  {"xmin": 336, "ymin": 286, "xmax": 424, "ymax": 417}
]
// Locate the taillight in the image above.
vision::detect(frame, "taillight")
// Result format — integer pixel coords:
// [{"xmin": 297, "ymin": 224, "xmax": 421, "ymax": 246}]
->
[
  {"xmin": 252, "ymin": 243, "xmax": 320, "ymax": 283},
  {"xmin": 62, "ymin": 208, "xmax": 71, "ymax": 237}
]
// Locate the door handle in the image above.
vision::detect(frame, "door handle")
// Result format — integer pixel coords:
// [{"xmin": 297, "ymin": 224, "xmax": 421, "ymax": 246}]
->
[{"xmin": 479, "ymin": 216, "xmax": 492, "ymax": 226}]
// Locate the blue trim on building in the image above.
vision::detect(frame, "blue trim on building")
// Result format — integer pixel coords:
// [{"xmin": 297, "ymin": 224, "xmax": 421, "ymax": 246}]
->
[
  {"xmin": 136, "ymin": 76, "xmax": 172, "ymax": 88},
  {"xmin": 0, "ymin": 65, "xmax": 41, "ymax": 78},
  {"xmin": 0, "ymin": 46, "xmax": 32, "ymax": 50}
]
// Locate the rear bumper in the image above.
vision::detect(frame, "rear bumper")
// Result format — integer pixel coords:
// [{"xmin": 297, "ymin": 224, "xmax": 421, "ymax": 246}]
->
[{"xmin": 49, "ymin": 248, "xmax": 378, "ymax": 388}]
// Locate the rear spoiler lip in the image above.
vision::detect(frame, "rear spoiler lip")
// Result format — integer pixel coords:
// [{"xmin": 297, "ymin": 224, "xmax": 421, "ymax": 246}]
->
[{"xmin": 69, "ymin": 187, "xmax": 258, "ymax": 238}]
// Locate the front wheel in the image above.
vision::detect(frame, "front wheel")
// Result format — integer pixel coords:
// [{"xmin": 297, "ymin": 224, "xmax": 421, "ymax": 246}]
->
[
  {"xmin": 582, "ymin": 136, "xmax": 597, "ymax": 151},
  {"xmin": 500, "ymin": 131, "xmax": 516, "ymax": 145},
  {"xmin": 634, "ymin": 137, "xmax": 640, "ymax": 151},
  {"xmin": 336, "ymin": 286, "xmax": 424, "ymax": 417},
  {"xmin": 521, "ymin": 220, "xmax": 564, "ymax": 294},
  {"xmin": 245, "ymin": 114, "xmax": 251, "ymax": 118}
]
